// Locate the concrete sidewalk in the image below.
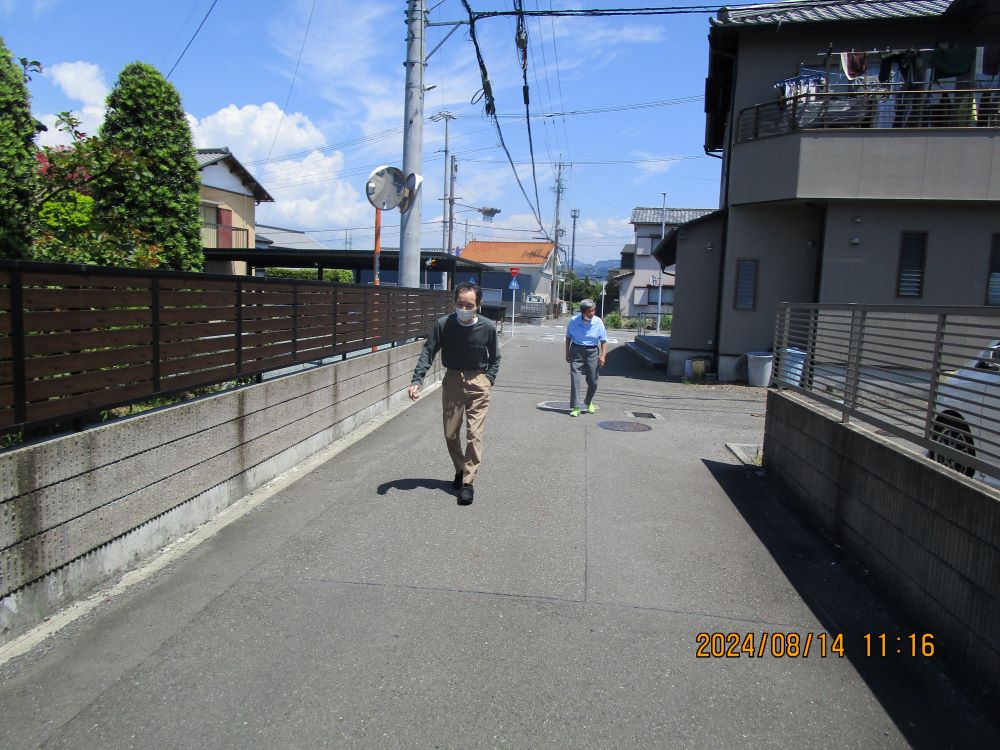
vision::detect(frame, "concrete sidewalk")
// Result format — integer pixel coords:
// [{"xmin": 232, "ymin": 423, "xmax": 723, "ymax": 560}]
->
[{"xmin": 1, "ymin": 324, "xmax": 997, "ymax": 748}]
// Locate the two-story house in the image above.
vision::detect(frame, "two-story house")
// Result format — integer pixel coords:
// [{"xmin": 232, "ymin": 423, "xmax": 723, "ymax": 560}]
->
[
  {"xmin": 621, "ymin": 208, "xmax": 714, "ymax": 318},
  {"xmin": 197, "ymin": 147, "xmax": 273, "ymax": 276},
  {"xmin": 662, "ymin": 0, "xmax": 1000, "ymax": 379}
]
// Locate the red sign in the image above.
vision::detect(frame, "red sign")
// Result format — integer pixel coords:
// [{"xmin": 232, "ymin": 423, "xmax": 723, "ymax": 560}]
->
[{"xmin": 510, "ymin": 267, "xmax": 520, "ymax": 277}]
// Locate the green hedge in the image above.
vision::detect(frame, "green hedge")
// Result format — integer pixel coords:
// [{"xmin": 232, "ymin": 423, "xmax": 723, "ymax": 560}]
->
[{"xmin": 265, "ymin": 267, "xmax": 354, "ymax": 283}]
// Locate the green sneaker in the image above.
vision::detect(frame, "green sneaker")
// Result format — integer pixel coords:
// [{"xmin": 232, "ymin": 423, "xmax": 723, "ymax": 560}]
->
[
  {"xmin": 569, "ymin": 407, "xmax": 581, "ymax": 417},
  {"xmin": 586, "ymin": 403, "xmax": 596, "ymax": 414}
]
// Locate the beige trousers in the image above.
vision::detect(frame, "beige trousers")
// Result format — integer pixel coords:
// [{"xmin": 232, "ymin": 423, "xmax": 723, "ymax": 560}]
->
[{"xmin": 441, "ymin": 369, "xmax": 492, "ymax": 485}]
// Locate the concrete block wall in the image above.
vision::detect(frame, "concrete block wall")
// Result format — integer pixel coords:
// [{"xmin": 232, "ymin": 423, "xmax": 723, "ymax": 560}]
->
[
  {"xmin": 0, "ymin": 341, "xmax": 441, "ymax": 645},
  {"xmin": 764, "ymin": 391, "xmax": 1000, "ymax": 708}
]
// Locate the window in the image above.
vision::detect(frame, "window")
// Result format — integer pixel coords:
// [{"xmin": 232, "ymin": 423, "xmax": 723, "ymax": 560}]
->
[
  {"xmin": 896, "ymin": 232, "xmax": 926, "ymax": 298},
  {"xmin": 987, "ymin": 235, "xmax": 1000, "ymax": 305},
  {"xmin": 734, "ymin": 259, "xmax": 758, "ymax": 310},
  {"xmin": 620, "ymin": 254, "xmax": 635, "ymax": 270}
]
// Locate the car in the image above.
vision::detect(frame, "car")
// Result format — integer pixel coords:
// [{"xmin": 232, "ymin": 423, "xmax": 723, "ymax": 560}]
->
[{"xmin": 929, "ymin": 341, "xmax": 1000, "ymax": 484}]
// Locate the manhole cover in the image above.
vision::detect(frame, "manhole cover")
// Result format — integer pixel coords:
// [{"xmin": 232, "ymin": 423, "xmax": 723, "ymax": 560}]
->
[
  {"xmin": 538, "ymin": 401, "xmax": 573, "ymax": 411},
  {"xmin": 597, "ymin": 420, "xmax": 652, "ymax": 432}
]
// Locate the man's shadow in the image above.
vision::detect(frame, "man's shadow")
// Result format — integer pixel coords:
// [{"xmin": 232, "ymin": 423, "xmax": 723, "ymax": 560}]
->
[{"xmin": 376, "ymin": 478, "xmax": 454, "ymax": 495}]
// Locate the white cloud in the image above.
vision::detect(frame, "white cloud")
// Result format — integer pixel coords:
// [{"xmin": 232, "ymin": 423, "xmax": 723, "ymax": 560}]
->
[
  {"xmin": 630, "ymin": 150, "xmax": 679, "ymax": 176},
  {"xmin": 36, "ymin": 61, "xmax": 109, "ymax": 146},
  {"xmin": 189, "ymin": 102, "xmax": 325, "ymax": 163},
  {"xmin": 1, "ymin": 0, "xmax": 55, "ymax": 14},
  {"xmin": 49, "ymin": 61, "xmax": 108, "ymax": 108},
  {"xmin": 190, "ymin": 102, "xmax": 370, "ymax": 230}
]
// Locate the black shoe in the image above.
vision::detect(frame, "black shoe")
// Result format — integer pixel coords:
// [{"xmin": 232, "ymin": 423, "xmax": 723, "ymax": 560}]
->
[
  {"xmin": 458, "ymin": 484, "xmax": 474, "ymax": 505},
  {"xmin": 452, "ymin": 472, "xmax": 463, "ymax": 490}
]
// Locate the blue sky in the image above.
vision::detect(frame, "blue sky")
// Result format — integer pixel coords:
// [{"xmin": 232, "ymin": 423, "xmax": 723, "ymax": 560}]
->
[{"xmin": 5, "ymin": 0, "xmax": 722, "ymax": 265}]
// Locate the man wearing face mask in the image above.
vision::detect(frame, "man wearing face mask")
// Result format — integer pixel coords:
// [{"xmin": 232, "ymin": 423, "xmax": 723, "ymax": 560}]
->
[
  {"xmin": 564, "ymin": 298, "xmax": 607, "ymax": 417},
  {"xmin": 408, "ymin": 283, "xmax": 501, "ymax": 506}
]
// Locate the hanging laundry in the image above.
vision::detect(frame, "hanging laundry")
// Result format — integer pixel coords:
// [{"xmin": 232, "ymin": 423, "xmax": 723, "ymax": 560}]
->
[
  {"xmin": 932, "ymin": 46, "xmax": 974, "ymax": 79},
  {"xmin": 878, "ymin": 51, "xmax": 905, "ymax": 84},
  {"xmin": 898, "ymin": 49, "xmax": 929, "ymax": 87},
  {"xmin": 773, "ymin": 74, "xmax": 825, "ymax": 108},
  {"xmin": 841, "ymin": 51, "xmax": 867, "ymax": 80}
]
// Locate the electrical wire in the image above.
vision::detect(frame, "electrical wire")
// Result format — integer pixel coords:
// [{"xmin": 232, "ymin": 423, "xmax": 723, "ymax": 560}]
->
[
  {"xmin": 546, "ymin": 0, "xmax": 572, "ymax": 160},
  {"xmin": 166, "ymin": 0, "xmax": 220, "ymax": 79},
  {"xmin": 468, "ymin": 1, "xmax": 923, "ymax": 20},
  {"xmin": 461, "ymin": 0, "xmax": 548, "ymax": 238},
  {"xmin": 514, "ymin": 1, "xmax": 545, "ymax": 233},
  {"xmin": 260, "ymin": 0, "xmax": 318, "ymax": 174}
]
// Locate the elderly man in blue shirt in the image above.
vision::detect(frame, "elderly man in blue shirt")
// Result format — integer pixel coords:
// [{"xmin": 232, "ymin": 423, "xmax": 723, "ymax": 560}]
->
[{"xmin": 564, "ymin": 298, "xmax": 608, "ymax": 417}]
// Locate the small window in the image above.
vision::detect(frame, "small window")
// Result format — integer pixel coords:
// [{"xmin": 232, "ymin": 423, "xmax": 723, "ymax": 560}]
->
[
  {"xmin": 987, "ymin": 235, "xmax": 1000, "ymax": 305},
  {"xmin": 734, "ymin": 259, "xmax": 758, "ymax": 310},
  {"xmin": 896, "ymin": 232, "xmax": 926, "ymax": 298}
]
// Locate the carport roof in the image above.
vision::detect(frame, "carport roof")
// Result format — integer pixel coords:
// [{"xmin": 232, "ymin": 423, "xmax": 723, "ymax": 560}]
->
[{"xmin": 204, "ymin": 247, "xmax": 491, "ymax": 274}]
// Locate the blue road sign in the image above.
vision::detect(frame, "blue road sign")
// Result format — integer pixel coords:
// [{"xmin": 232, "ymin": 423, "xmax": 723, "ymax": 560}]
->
[{"xmin": 508, "ymin": 278, "xmax": 520, "ymax": 290}]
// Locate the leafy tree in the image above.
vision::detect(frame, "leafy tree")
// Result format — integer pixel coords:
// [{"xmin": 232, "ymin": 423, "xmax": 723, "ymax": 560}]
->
[
  {"xmin": 93, "ymin": 62, "xmax": 203, "ymax": 271},
  {"xmin": 32, "ymin": 113, "xmax": 158, "ymax": 267},
  {"xmin": 564, "ymin": 271, "xmax": 601, "ymax": 308},
  {"xmin": 0, "ymin": 37, "xmax": 41, "ymax": 259}
]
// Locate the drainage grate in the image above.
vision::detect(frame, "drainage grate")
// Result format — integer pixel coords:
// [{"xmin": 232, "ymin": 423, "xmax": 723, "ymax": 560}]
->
[
  {"xmin": 632, "ymin": 412, "xmax": 657, "ymax": 419},
  {"xmin": 597, "ymin": 420, "xmax": 652, "ymax": 432}
]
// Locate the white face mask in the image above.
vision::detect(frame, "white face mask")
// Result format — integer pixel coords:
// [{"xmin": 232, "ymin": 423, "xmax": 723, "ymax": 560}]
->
[{"xmin": 455, "ymin": 306, "xmax": 476, "ymax": 323}]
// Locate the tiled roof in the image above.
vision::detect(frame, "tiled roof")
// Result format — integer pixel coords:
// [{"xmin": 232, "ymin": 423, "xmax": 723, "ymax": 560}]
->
[
  {"xmin": 630, "ymin": 207, "xmax": 717, "ymax": 226},
  {"xmin": 460, "ymin": 240, "xmax": 556, "ymax": 265},
  {"xmin": 197, "ymin": 147, "xmax": 273, "ymax": 202},
  {"xmin": 620, "ymin": 243, "xmax": 636, "ymax": 255},
  {"xmin": 713, "ymin": 0, "xmax": 950, "ymax": 27}
]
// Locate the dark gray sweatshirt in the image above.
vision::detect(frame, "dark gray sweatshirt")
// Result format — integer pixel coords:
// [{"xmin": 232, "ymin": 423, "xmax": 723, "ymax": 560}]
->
[{"xmin": 411, "ymin": 313, "xmax": 501, "ymax": 386}]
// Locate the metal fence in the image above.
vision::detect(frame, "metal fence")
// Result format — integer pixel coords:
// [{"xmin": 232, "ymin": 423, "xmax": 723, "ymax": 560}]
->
[
  {"xmin": 738, "ymin": 87, "xmax": 1000, "ymax": 144},
  {"xmin": 0, "ymin": 260, "xmax": 452, "ymax": 435},
  {"xmin": 774, "ymin": 304, "xmax": 1000, "ymax": 482}
]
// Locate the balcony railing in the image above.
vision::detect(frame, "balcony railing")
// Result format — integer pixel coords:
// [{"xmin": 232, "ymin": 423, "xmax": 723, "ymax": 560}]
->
[
  {"xmin": 737, "ymin": 87, "xmax": 1000, "ymax": 144},
  {"xmin": 202, "ymin": 222, "xmax": 249, "ymax": 249}
]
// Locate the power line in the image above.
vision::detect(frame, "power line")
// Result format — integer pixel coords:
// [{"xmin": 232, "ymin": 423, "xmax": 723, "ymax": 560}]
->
[
  {"xmin": 461, "ymin": 0, "xmax": 548, "ymax": 237},
  {"xmin": 166, "ymin": 0, "xmax": 220, "ymax": 79},
  {"xmin": 261, "ymin": 0, "xmax": 318, "ymax": 173},
  {"xmin": 462, "ymin": 154, "xmax": 708, "ymax": 166},
  {"xmin": 468, "ymin": 1, "xmax": 917, "ymax": 20},
  {"xmin": 514, "ymin": 1, "xmax": 544, "ymax": 230},
  {"xmin": 467, "ymin": 95, "xmax": 703, "ymax": 119},
  {"xmin": 546, "ymin": 0, "xmax": 572, "ymax": 161}
]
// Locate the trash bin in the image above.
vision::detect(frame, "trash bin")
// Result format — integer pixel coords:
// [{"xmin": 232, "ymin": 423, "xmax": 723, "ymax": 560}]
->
[
  {"xmin": 746, "ymin": 351, "xmax": 773, "ymax": 387},
  {"xmin": 778, "ymin": 347, "xmax": 806, "ymax": 387}
]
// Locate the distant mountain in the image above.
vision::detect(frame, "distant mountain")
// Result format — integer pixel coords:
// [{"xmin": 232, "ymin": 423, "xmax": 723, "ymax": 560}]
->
[{"xmin": 570, "ymin": 259, "xmax": 619, "ymax": 280}]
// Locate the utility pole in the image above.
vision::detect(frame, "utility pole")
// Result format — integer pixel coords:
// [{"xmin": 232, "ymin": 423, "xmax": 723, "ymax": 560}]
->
[
  {"xmin": 448, "ymin": 156, "xmax": 457, "ymax": 255},
  {"xmin": 658, "ymin": 191, "xmax": 667, "ymax": 332},
  {"xmin": 430, "ymin": 111, "xmax": 455, "ymax": 254},
  {"xmin": 570, "ymin": 208, "xmax": 579, "ymax": 272},
  {"xmin": 550, "ymin": 162, "xmax": 565, "ymax": 308},
  {"xmin": 399, "ymin": 0, "xmax": 425, "ymax": 289}
]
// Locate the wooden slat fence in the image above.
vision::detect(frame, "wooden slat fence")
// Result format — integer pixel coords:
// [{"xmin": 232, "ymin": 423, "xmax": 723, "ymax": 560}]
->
[{"xmin": 0, "ymin": 261, "xmax": 451, "ymax": 434}]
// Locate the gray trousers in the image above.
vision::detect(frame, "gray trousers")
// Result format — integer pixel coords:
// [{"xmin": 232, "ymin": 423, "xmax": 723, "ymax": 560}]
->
[{"xmin": 569, "ymin": 344, "xmax": 599, "ymax": 409}]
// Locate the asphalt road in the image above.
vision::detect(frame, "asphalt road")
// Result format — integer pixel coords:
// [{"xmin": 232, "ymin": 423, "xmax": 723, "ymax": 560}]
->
[{"xmin": 1, "ymin": 323, "xmax": 996, "ymax": 748}]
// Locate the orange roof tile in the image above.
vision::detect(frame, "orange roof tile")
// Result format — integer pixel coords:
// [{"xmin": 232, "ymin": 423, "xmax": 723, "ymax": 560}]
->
[{"xmin": 460, "ymin": 240, "xmax": 556, "ymax": 266}]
